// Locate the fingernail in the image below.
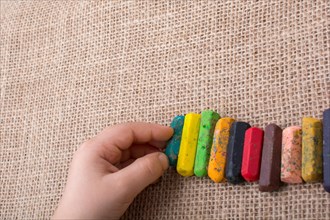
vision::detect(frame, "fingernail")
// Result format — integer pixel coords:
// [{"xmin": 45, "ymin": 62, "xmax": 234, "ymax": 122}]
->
[{"xmin": 158, "ymin": 153, "xmax": 169, "ymax": 170}]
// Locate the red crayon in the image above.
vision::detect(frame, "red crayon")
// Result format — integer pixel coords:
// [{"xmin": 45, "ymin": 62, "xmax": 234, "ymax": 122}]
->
[{"xmin": 241, "ymin": 127, "xmax": 264, "ymax": 182}]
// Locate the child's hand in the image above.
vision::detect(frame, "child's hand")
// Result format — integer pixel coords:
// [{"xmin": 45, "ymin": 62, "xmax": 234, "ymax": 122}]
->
[{"xmin": 53, "ymin": 123, "xmax": 173, "ymax": 219}]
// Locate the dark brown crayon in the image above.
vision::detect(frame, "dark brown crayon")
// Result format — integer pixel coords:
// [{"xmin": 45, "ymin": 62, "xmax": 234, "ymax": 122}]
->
[{"xmin": 259, "ymin": 124, "xmax": 282, "ymax": 192}]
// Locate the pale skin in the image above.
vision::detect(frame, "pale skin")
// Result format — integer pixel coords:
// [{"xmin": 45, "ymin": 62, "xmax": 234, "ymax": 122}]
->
[{"xmin": 53, "ymin": 123, "xmax": 173, "ymax": 219}]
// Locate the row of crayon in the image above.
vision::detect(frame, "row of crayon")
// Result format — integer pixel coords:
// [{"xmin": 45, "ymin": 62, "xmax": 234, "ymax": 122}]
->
[{"xmin": 164, "ymin": 108, "xmax": 330, "ymax": 193}]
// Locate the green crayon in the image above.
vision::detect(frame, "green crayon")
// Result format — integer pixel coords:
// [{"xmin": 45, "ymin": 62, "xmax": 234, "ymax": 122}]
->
[{"xmin": 194, "ymin": 110, "xmax": 220, "ymax": 177}]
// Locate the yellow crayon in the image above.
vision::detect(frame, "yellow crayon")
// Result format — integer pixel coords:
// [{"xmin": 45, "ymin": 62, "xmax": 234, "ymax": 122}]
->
[
  {"xmin": 208, "ymin": 117, "xmax": 235, "ymax": 183},
  {"xmin": 177, "ymin": 113, "xmax": 201, "ymax": 177},
  {"xmin": 302, "ymin": 117, "xmax": 323, "ymax": 182}
]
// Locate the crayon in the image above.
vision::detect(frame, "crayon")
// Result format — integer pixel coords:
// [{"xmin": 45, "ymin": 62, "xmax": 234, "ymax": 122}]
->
[
  {"xmin": 177, "ymin": 113, "xmax": 201, "ymax": 177},
  {"xmin": 259, "ymin": 124, "xmax": 282, "ymax": 192},
  {"xmin": 302, "ymin": 117, "xmax": 323, "ymax": 182},
  {"xmin": 281, "ymin": 126, "xmax": 303, "ymax": 184},
  {"xmin": 225, "ymin": 122, "xmax": 251, "ymax": 184},
  {"xmin": 194, "ymin": 110, "xmax": 220, "ymax": 177},
  {"xmin": 165, "ymin": 115, "xmax": 185, "ymax": 166},
  {"xmin": 241, "ymin": 127, "xmax": 264, "ymax": 182},
  {"xmin": 323, "ymin": 108, "xmax": 330, "ymax": 192},
  {"xmin": 208, "ymin": 118, "xmax": 235, "ymax": 183}
]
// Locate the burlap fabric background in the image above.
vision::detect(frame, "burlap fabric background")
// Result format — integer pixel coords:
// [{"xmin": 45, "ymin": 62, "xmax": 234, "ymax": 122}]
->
[{"xmin": 1, "ymin": 0, "xmax": 330, "ymax": 219}]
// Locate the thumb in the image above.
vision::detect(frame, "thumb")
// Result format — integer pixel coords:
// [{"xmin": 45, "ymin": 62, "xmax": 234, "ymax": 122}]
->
[{"xmin": 114, "ymin": 152, "xmax": 169, "ymax": 199}]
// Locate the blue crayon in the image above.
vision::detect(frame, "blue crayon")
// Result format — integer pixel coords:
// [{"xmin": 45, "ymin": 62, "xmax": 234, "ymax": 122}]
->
[
  {"xmin": 323, "ymin": 108, "xmax": 330, "ymax": 193},
  {"xmin": 225, "ymin": 121, "xmax": 251, "ymax": 184},
  {"xmin": 165, "ymin": 115, "xmax": 185, "ymax": 166}
]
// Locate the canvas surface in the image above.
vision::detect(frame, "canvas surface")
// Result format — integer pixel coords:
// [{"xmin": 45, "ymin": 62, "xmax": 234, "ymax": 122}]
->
[{"xmin": 1, "ymin": 0, "xmax": 329, "ymax": 219}]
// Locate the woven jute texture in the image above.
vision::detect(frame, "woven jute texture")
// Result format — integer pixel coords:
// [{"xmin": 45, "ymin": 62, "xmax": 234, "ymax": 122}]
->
[{"xmin": 1, "ymin": 0, "xmax": 330, "ymax": 219}]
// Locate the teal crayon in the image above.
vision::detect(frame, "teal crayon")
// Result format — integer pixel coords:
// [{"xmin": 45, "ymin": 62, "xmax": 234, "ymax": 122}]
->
[{"xmin": 165, "ymin": 115, "xmax": 185, "ymax": 166}]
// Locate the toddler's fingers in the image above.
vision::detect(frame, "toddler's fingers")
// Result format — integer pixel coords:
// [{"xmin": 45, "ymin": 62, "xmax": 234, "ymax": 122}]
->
[
  {"xmin": 99, "ymin": 123, "xmax": 173, "ymax": 148},
  {"xmin": 109, "ymin": 152, "xmax": 169, "ymax": 200},
  {"xmin": 94, "ymin": 123, "xmax": 173, "ymax": 164}
]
